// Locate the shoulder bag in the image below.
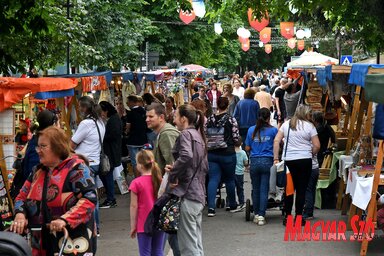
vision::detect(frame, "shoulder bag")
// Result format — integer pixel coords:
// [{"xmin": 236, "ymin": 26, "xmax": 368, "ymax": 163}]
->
[
  {"xmin": 93, "ymin": 119, "xmax": 111, "ymax": 176},
  {"xmin": 276, "ymin": 125, "xmax": 290, "ymax": 187}
]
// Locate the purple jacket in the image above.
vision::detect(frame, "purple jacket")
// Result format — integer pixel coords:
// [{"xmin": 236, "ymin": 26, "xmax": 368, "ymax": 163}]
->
[{"xmin": 169, "ymin": 127, "xmax": 208, "ymax": 205}]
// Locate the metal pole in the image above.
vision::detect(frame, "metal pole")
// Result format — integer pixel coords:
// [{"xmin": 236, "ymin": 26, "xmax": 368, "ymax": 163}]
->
[
  {"xmin": 145, "ymin": 42, "xmax": 149, "ymax": 71},
  {"xmin": 66, "ymin": 0, "xmax": 70, "ymax": 74}
]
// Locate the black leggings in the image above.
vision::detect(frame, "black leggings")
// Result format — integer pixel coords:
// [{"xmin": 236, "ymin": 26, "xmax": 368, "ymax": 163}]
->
[{"xmin": 284, "ymin": 158, "xmax": 312, "ymax": 216}]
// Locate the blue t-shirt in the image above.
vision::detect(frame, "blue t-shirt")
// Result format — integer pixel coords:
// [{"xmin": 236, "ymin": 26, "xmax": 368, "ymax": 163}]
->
[
  {"xmin": 245, "ymin": 126, "xmax": 278, "ymax": 157},
  {"xmin": 235, "ymin": 149, "xmax": 248, "ymax": 175}
]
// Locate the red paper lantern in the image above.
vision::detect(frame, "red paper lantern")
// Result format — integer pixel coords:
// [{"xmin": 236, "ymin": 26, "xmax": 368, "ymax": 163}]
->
[
  {"xmin": 297, "ymin": 40, "xmax": 305, "ymax": 50},
  {"xmin": 259, "ymin": 27, "xmax": 271, "ymax": 44},
  {"xmin": 248, "ymin": 8, "xmax": 269, "ymax": 32},
  {"xmin": 241, "ymin": 38, "xmax": 250, "ymax": 52},
  {"xmin": 265, "ymin": 44, "xmax": 272, "ymax": 54},
  {"xmin": 287, "ymin": 38, "xmax": 296, "ymax": 49},
  {"xmin": 280, "ymin": 22, "xmax": 295, "ymax": 39}
]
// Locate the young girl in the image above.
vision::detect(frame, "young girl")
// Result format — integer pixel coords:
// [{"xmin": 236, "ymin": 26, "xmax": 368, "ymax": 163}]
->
[{"xmin": 129, "ymin": 150, "xmax": 165, "ymax": 256}]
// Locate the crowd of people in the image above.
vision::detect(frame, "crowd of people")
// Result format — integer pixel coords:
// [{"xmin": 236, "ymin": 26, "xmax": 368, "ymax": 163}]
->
[{"xmin": 9, "ymin": 69, "xmax": 338, "ymax": 256}]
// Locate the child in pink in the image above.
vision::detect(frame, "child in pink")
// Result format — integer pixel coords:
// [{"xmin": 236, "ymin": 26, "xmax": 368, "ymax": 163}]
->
[{"xmin": 129, "ymin": 150, "xmax": 165, "ymax": 256}]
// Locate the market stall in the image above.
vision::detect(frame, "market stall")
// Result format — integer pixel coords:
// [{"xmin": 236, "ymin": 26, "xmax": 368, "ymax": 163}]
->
[{"xmin": 0, "ymin": 77, "xmax": 77, "ymax": 228}]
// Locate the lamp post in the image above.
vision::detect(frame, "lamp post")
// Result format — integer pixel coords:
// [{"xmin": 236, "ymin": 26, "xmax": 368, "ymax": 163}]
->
[{"xmin": 63, "ymin": 0, "xmax": 72, "ymax": 74}]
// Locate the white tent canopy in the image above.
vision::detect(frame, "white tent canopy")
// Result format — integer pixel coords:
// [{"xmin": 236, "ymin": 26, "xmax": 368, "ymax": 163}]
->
[{"xmin": 287, "ymin": 51, "xmax": 339, "ymax": 67}]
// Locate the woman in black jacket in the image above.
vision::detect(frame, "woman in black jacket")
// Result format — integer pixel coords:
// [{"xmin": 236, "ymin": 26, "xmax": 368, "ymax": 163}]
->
[{"xmin": 99, "ymin": 101, "xmax": 122, "ymax": 208}]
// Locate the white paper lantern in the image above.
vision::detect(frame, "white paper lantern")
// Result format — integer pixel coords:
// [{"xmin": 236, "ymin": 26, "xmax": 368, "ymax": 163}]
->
[
  {"xmin": 214, "ymin": 23, "xmax": 223, "ymax": 35},
  {"xmin": 237, "ymin": 27, "xmax": 245, "ymax": 37},
  {"xmin": 192, "ymin": 0, "xmax": 206, "ymax": 18},
  {"xmin": 243, "ymin": 29, "xmax": 251, "ymax": 38},
  {"xmin": 296, "ymin": 29, "xmax": 305, "ymax": 39},
  {"xmin": 259, "ymin": 41, "xmax": 264, "ymax": 47},
  {"xmin": 304, "ymin": 28, "xmax": 312, "ymax": 38}
]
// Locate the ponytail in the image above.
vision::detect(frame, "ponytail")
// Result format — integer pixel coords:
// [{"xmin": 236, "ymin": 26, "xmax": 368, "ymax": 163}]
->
[
  {"xmin": 151, "ymin": 162, "xmax": 162, "ymax": 199},
  {"xmin": 194, "ymin": 110, "xmax": 207, "ymax": 149},
  {"xmin": 252, "ymin": 108, "xmax": 272, "ymax": 141}
]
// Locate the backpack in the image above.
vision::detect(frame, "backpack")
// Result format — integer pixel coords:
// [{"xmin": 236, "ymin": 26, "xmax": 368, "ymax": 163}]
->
[{"xmin": 206, "ymin": 114, "xmax": 230, "ymax": 150}]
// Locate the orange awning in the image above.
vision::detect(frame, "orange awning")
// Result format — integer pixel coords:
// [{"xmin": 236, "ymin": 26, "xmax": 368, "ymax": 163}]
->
[{"xmin": 0, "ymin": 77, "xmax": 77, "ymax": 112}]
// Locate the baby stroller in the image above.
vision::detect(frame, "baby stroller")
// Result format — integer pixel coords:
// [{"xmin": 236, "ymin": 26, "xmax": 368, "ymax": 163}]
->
[{"xmin": 245, "ymin": 162, "xmax": 286, "ymax": 221}]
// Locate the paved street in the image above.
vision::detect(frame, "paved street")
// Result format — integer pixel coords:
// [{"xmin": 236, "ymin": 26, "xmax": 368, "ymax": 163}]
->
[{"xmin": 97, "ymin": 176, "xmax": 384, "ymax": 256}]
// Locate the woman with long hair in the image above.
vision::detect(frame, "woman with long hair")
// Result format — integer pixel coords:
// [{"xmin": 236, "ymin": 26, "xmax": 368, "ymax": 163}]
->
[
  {"xmin": 165, "ymin": 104, "xmax": 208, "ymax": 255},
  {"xmin": 232, "ymin": 78, "xmax": 245, "ymax": 100},
  {"xmin": 99, "ymin": 101, "xmax": 122, "ymax": 209},
  {"xmin": 206, "ymin": 81, "xmax": 222, "ymax": 113},
  {"xmin": 273, "ymin": 105, "xmax": 320, "ymax": 225},
  {"xmin": 245, "ymin": 108, "xmax": 278, "ymax": 225},
  {"xmin": 165, "ymin": 96, "xmax": 176, "ymax": 125},
  {"xmin": 222, "ymin": 83, "xmax": 240, "ymax": 116},
  {"xmin": 206, "ymin": 97, "xmax": 240, "ymax": 216}
]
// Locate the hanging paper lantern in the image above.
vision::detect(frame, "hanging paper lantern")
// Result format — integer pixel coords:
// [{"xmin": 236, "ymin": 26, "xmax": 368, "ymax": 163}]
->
[
  {"xmin": 265, "ymin": 44, "xmax": 272, "ymax": 54},
  {"xmin": 297, "ymin": 40, "xmax": 305, "ymax": 50},
  {"xmin": 179, "ymin": 7, "xmax": 196, "ymax": 24},
  {"xmin": 192, "ymin": 0, "xmax": 206, "ymax": 18},
  {"xmin": 214, "ymin": 22, "xmax": 223, "ymax": 35},
  {"xmin": 296, "ymin": 29, "xmax": 305, "ymax": 39},
  {"xmin": 280, "ymin": 22, "xmax": 295, "ymax": 39},
  {"xmin": 287, "ymin": 38, "xmax": 296, "ymax": 49},
  {"xmin": 238, "ymin": 36, "xmax": 248, "ymax": 43},
  {"xmin": 247, "ymin": 8, "xmax": 269, "ymax": 32},
  {"xmin": 259, "ymin": 27, "xmax": 271, "ymax": 44},
  {"xmin": 259, "ymin": 41, "xmax": 264, "ymax": 47},
  {"xmin": 241, "ymin": 38, "xmax": 250, "ymax": 52},
  {"xmin": 237, "ymin": 27, "xmax": 251, "ymax": 39}
]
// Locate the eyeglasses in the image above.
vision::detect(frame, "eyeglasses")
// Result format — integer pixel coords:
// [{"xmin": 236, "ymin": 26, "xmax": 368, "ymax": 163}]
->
[{"xmin": 35, "ymin": 144, "xmax": 49, "ymax": 152}]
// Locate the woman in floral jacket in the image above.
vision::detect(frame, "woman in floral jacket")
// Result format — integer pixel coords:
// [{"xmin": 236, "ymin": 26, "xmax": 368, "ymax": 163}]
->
[{"xmin": 11, "ymin": 126, "xmax": 97, "ymax": 256}]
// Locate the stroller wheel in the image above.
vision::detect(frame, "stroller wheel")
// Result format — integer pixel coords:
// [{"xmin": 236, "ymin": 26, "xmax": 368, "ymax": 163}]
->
[{"xmin": 245, "ymin": 199, "xmax": 251, "ymax": 221}]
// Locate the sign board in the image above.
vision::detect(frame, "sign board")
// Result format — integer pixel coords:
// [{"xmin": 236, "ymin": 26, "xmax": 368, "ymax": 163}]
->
[{"xmin": 341, "ymin": 55, "xmax": 353, "ymax": 65}]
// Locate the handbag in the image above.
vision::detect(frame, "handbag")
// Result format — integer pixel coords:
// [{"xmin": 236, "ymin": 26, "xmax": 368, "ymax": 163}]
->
[
  {"xmin": 155, "ymin": 131, "xmax": 199, "ymax": 234},
  {"xmin": 93, "ymin": 119, "xmax": 111, "ymax": 176},
  {"xmin": 365, "ymin": 74, "xmax": 384, "ymax": 104},
  {"xmin": 373, "ymin": 104, "xmax": 384, "ymax": 140},
  {"xmin": 276, "ymin": 125, "xmax": 290, "ymax": 187}
]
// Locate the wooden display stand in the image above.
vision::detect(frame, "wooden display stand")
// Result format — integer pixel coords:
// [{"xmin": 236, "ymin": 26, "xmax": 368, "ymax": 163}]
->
[{"xmin": 360, "ymin": 141, "xmax": 384, "ymax": 256}]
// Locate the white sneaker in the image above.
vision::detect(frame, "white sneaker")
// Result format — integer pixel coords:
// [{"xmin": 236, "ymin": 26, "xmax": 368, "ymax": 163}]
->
[
  {"xmin": 253, "ymin": 215, "xmax": 259, "ymax": 224},
  {"xmin": 257, "ymin": 216, "xmax": 266, "ymax": 226}
]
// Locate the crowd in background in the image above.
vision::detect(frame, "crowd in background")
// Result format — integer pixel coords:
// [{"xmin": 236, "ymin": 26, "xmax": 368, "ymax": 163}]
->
[{"xmin": 9, "ymin": 68, "xmax": 340, "ymax": 256}]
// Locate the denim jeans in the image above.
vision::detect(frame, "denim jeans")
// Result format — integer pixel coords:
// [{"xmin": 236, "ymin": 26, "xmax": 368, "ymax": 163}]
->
[
  {"xmin": 127, "ymin": 145, "xmax": 143, "ymax": 168},
  {"xmin": 100, "ymin": 167, "xmax": 115, "ymax": 202},
  {"xmin": 235, "ymin": 174, "xmax": 244, "ymax": 205},
  {"xmin": 90, "ymin": 165, "xmax": 100, "ymax": 230},
  {"xmin": 304, "ymin": 168, "xmax": 319, "ymax": 217},
  {"xmin": 207, "ymin": 153, "xmax": 237, "ymax": 210},
  {"xmin": 250, "ymin": 157, "xmax": 273, "ymax": 217}
]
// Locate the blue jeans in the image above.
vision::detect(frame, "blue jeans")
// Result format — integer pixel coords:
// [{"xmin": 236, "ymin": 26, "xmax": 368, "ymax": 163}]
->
[
  {"xmin": 235, "ymin": 174, "xmax": 244, "ymax": 205},
  {"xmin": 146, "ymin": 131, "xmax": 157, "ymax": 147},
  {"xmin": 90, "ymin": 165, "xmax": 100, "ymax": 230},
  {"xmin": 127, "ymin": 145, "xmax": 143, "ymax": 168},
  {"xmin": 207, "ymin": 153, "xmax": 237, "ymax": 210},
  {"xmin": 250, "ymin": 157, "xmax": 273, "ymax": 217},
  {"xmin": 100, "ymin": 167, "xmax": 115, "ymax": 202},
  {"xmin": 304, "ymin": 168, "xmax": 319, "ymax": 217}
]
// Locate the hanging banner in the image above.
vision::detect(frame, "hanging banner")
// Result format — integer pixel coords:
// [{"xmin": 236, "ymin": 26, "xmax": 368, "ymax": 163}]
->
[
  {"xmin": 259, "ymin": 27, "xmax": 271, "ymax": 44},
  {"xmin": 81, "ymin": 76, "xmax": 108, "ymax": 92},
  {"xmin": 265, "ymin": 44, "xmax": 272, "ymax": 54},
  {"xmin": 297, "ymin": 40, "xmax": 305, "ymax": 50},
  {"xmin": 280, "ymin": 22, "xmax": 295, "ymax": 39},
  {"xmin": 241, "ymin": 38, "xmax": 250, "ymax": 52},
  {"xmin": 248, "ymin": 8, "xmax": 269, "ymax": 32},
  {"xmin": 287, "ymin": 38, "xmax": 296, "ymax": 49}
]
